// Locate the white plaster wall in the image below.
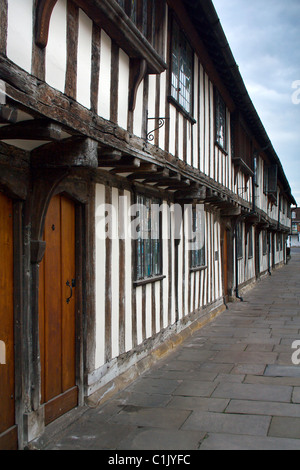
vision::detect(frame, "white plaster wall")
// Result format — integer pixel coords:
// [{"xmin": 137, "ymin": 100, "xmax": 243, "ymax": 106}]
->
[
  {"xmin": 95, "ymin": 184, "xmax": 106, "ymax": 369},
  {"xmin": 159, "ymin": 71, "xmax": 167, "ymax": 150},
  {"xmin": 7, "ymin": 0, "xmax": 33, "ymax": 73},
  {"xmin": 98, "ymin": 30, "xmax": 111, "ymax": 121},
  {"xmin": 111, "ymin": 188, "xmax": 120, "ymax": 359},
  {"xmin": 118, "ymin": 50, "xmax": 129, "ymax": 130},
  {"xmin": 124, "ymin": 190, "xmax": 133, "ymax": 352},
  {"xmin": 77, "ymin": 9, "xmax": 92, "ymax": 109},
  {"xmin": 45, "ymin": 0, "xmax": 67, "ymax": 93},
  {"xmin": 133, "ymin": 80, "xmax": 144, "ymax": 138}
]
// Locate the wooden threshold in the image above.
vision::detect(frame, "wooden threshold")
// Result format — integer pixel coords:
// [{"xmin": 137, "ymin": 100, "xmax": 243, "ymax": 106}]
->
[
  {"xmin": 0, "ymin": 426, "xmax": 18, "ymax": 450},
  {"xmin": 44, "ymin": 387, "xmax": 78, "ymax": 426}
]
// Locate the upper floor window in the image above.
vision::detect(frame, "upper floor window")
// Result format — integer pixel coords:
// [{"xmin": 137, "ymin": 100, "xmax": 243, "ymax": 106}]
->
[
  {"xmin": 116, "ymin": 0, "xmax": 158, "ymax": 50},
  {"xmin": 215, "ymin": 90, "xmax": 227, "ymax": 150},
  {"xmin": 170, "ymin": 19, "xmax": 193, "ymax": 115}
]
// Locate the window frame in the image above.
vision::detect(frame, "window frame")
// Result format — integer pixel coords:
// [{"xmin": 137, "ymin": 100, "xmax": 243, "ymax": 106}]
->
[
  {"xmin": 247, "ymin": 227, "xmax": 253, "ymax": 259},
  {"xmin": 215, "ymin": 89, "xmax": 227, "ymax": 152},
  {"xmin": 190, "ymin": 205, "xmax": 206, "ymax": 270},
  {"xmin": 169, "ymin": 17, "xmax": 195, "ymax": 121},
  {"xmin": 262, "ymin": 230, "xmax": 268, "ymax": 256},
  {"xmin": 236, "ymin": 222, "xmax": 243, "ymax": 260},
  {"xmin": 134, "ymin": 194, "xmax": 163, "ymax": 284}
]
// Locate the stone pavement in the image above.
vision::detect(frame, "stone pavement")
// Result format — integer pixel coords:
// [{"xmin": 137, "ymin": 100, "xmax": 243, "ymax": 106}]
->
[{"xmin": 34, "ymin": 250, "xmax": 300, "ymax": 451}]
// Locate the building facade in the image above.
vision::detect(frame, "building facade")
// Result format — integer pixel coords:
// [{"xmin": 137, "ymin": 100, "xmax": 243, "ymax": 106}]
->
[
  {"xmin": 289, "ymin": 208, "xmax": 300, "ymax": 247},
  {"xmin": 0, "ymin": 0, "xmax": 295, "ymax": 449}
]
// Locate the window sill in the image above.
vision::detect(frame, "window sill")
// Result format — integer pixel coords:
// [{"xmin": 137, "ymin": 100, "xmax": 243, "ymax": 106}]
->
[
  {"xmin": 215, "ymin": 141, "xmax": 228, "ymax": 156},
  {"xmin": 133, "ymin": 274, "xmax": 166, "ymax": 287},
  {"xmin": 190, "ymin": 265, "xmax": 207, "ymax": 273},
  {"xmin": 167, "ymin": 96, "xmax": 196, "ymax": 125}
]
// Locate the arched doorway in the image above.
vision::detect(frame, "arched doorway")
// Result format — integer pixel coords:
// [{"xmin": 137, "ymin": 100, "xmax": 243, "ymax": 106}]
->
[{"xmin": 39, "ymin": 194, "xmax": 78, "ymax": 425}]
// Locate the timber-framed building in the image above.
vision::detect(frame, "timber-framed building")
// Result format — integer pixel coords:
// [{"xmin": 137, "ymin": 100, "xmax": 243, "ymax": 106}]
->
[{"xmin": 0, "ymin": 0, "xmax": 295, "ymax": 449}]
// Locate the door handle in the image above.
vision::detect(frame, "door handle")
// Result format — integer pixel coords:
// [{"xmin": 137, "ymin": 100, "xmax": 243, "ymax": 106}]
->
[{"xmin": 66, "ymin": 279, "xmax": 76, "ymax": 304}]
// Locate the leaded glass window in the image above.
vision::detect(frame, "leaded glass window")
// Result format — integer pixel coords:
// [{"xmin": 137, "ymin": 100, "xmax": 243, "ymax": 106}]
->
[
  {"xmin": 215, "ymin": 91, "xmax": 227, "ymax": 150},
  {"xmin": 248, "ymin": 227, "xmax": 253, "ymax": 259},
  {"xmin": 191, "ymin": 207, "xmax": 205, "ymax": 268},
  {"xmin": 263, "ymin": 230, "xmax": 268, "ymax": 256},
  {"xmin": 236, "ymin": 222, "xmax": 243, "ymax": 259},
  {"xmin": 171, "ymin": 20, "xmax": 193, "ymax": 114},
  {"xmin": 136, "ymin": 195, "xmax": 162, "ymax": 281},
  {"xmin": 116, "ymin": 0, "xmax": 157, "ymax": 49}
]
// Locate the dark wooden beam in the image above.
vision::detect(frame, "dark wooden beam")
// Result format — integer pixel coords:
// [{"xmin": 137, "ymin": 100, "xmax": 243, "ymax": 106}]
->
[
  {"xmin": 128, "ymin": 166, "xmax": 167, "ymax": 181},
  {"xmin": 0, "ymin": 104, "xmax": 18, "ymax": 124},
  {"xmin": 0, "ymin": 118, "xmax": 65, "ymax": 141},
  {"xmin": 128, "ymin": 59, "xmax": 147, "ymax": 112},
  {"xmin": 99, "ymin": 156, "xmax": 141, "ymax": 169},
  {"xmin": 156, "ymin": 174, "xmax": 181, "ymax": 186},
  {"xmin": 174, "ymin": 185, "xmax": 207, "ymax": 202},
  {"xmin": 98, "ymin": 149, "xmax": 122, "ymax": 163},
  {"xmin": 35, "ymin": 0, "xmax": 58, "ymax": 48},
  {"xmin": 163, "ymin": 180, "xmax": 191, "ymax": 190},
  {"xmin": 112, "ymin": 162, "xmax": 157, "ymax": 174},
  {"xmin": 31, "ymin": 137, "xmax": 98, "ymax": 168}
]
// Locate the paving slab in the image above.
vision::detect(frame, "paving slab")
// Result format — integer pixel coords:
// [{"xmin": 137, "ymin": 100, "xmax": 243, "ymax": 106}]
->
[
  {"xmin": 212, "ymin": 350, "xmax": 278, "ymax": 364},
  {"xmin": 264, "ymin": 365, "xmax": 300, "ymax": 377},
  {"xmin": 182, "ymin": 410, "xmax": 270, "ymax": 436},
  {"xmin": 117, "ymin": 428, "xmax": 205, "ymax": 450},
  {"xmin": 166, "ymin": 396, "xmax": 229, "ymax": 412},
  {"xmin": 212, "ymin": 382, "xmax": 292, "ymax": 402},
  {"xmin": 108, "ymin": 405, "xmax": 191, "ymax": 429},
  {"xmin": 226, "ymin": 399, "xmax": 300, "ymax": 418},
  {"xmin": 268, "ymin": 417, "xmax": 300, "ymax": 439},
  {"xmin": 199, "ymin": 433, "xmax": 300, "ymax": 450},
  {"xmin": 173, "ymin": 380, "xmax": 218, "ymax": 397}
]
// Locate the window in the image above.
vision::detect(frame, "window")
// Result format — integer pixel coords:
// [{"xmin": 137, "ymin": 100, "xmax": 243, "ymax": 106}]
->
[
  {"xmin": 190, "ymin": 206, "xmax": 206, "ymax": 268},
  {"xmin": 277, "ymin": 233, "xmax": 283, "ymax": 252},
  {"xmin": 170, "ymin": 19, "xmax": 193, "ymax": 115},
  {"xmin": 236, "ymin": 222, "xmax": 243, "ymax": 259},
  {"xmin": 135, "ymin": 195, "xmax": 162, "ymax": 281},
  {"xmin": 215, "ymin": 90, "xmax": 227, "ymax": 150},
  {"xmin": 263, "ymin": 162, "xmax": 268, "ymax": 194},
  {"xmin": 116, "ymin": 0, "xmax": 159, "ymax": 50},
  {"xmin": 248, "ymin": 227, "xmax": 253, "ymax": 259},
  {"xmin": 263, "ymin": 231, "xmax": 268, "ymax": 256}
]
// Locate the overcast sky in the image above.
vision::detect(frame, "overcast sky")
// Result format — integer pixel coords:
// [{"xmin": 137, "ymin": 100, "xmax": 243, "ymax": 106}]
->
[{"xmin": 212, "ymin": 0, "xmax": 300, "ymax": 206}]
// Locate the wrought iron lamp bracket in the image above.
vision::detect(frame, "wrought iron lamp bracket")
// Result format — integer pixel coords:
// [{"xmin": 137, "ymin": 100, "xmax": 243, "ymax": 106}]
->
[{"xmin": 146, "ymin": 116, "xmax": 169, "ymax": 142}]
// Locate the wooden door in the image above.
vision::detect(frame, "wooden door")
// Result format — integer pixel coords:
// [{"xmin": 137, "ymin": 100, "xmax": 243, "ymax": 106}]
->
[
  {"xmin": 39, "ymin": 194, "xmax": 78, "ymax": 425},
  {"xmin": 0, "ymin": 192, "xmax": 17, "ymax": 450}
]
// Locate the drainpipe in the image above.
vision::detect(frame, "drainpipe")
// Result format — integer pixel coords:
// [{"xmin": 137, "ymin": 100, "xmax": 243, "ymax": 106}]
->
[{"xmin": 234, "ymin": 220, "xmax": 244, "ymax": 302}]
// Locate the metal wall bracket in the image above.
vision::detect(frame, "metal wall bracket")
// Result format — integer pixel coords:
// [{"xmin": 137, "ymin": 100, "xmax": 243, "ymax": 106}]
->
[{"xmin": 146, "ymin": 116, "xmax": 169, "ymax": 142}]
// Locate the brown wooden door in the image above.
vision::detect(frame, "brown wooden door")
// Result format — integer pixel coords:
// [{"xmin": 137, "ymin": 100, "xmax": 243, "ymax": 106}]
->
[
  {"xmin": 39, "ymin": 194, "xmax": 78, "ymax": 425},
  {"xmin": 0, "ymin": 192, "xmax": 18, "ymax": 450}
]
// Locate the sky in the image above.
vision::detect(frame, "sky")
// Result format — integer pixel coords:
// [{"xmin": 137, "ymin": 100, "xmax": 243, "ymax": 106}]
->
[{"xmin": 212, "ymin": 0, "xmax": 300, "ymax": 206}]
